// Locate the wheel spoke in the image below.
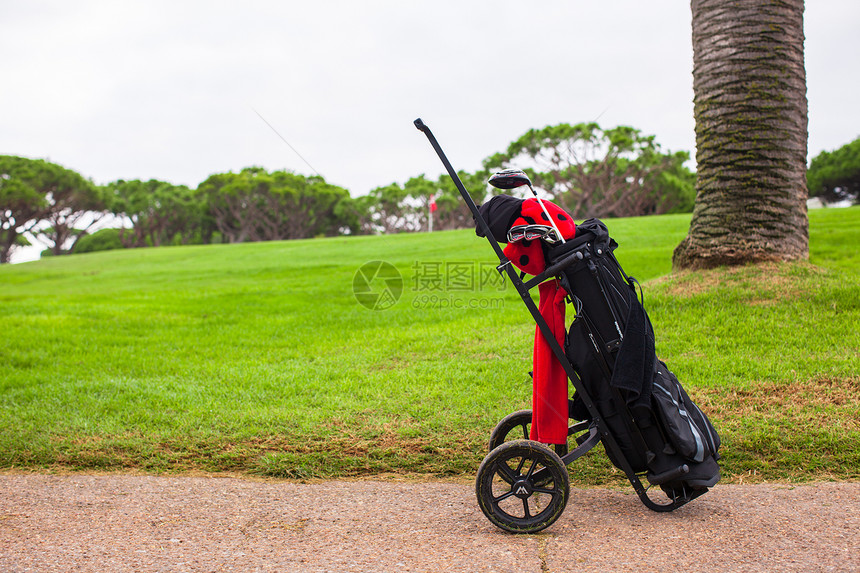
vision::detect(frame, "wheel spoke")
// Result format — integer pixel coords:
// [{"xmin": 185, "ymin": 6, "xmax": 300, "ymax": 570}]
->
[
  {"xmin": 533, "ymin": 487, "xmax": 560, "ymax": 496},
  {"xmin": 492, "ymin": 489, "xmax": 516, "ymax": 504},
  {"xmin": 495, "ymin": 461, "xmax": 519, "ymax": 484},
  {"xmin": 522, "ymin": 498, "xmax": 531, "ymax": 518},
  {"xmin": 520, "ymin": 422, "xmax": 528, "ymax": 440},
  {"xmin": 525, "ymin": 458, "xmax": 539, "ymax": 480},
  {"xmin": 531, "ymin": 467, "xmax": 552, "ymax": 486},
  {"xmin": 515, "ymin": 456, "xmax": 527, "ymax": 476}
]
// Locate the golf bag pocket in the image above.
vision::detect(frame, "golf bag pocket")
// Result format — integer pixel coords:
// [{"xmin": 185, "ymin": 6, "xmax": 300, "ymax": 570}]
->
[
  {"xmin": 651, "ymin": 365, "xmax": 711, "ymax": 463},
  {"xmin": 566, "ymin": 309, "xmax": 651, "ymax": 472}
]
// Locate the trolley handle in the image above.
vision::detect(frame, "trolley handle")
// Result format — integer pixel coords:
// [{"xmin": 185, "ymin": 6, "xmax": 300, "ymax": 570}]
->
[
  {"xmin": 414, "ymin": 118, "xmax": 508, "ymax": 266},
  {"xmin": 523, "ymin": 249, "xmax": 585, "ymax": 290}
]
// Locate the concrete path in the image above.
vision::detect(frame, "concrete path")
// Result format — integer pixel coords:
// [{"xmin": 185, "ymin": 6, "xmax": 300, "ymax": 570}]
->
[{"xmin": 1, "ymin": 475, "xmax": 858, "ymax": 572}]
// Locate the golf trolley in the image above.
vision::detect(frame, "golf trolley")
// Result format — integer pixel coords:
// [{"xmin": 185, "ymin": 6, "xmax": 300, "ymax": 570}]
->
[{"xmin": 415, "ymin": 119, "xmax": 719, "ymax": 534}]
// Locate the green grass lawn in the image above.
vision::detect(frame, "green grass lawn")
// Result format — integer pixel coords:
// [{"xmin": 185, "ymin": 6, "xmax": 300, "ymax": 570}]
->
[{"xmin": 1, "ymin": 207, "xmax": 858, "ymax": 484}]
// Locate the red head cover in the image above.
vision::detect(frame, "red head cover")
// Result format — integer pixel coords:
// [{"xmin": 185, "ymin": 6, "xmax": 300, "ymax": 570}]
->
[{"xmin": 503, "ymin": 198, "xmax": 576, "ymax": 275}]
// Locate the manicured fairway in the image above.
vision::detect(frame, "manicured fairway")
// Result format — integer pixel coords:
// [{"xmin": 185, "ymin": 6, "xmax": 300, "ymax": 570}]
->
[{"xmin": 1, "ymin": 207, "xmax": 858, "ymax": 483}]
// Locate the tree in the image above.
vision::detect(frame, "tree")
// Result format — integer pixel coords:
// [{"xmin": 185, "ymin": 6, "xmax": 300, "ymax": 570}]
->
[
  {"xmin": 197, "ymin": 168, "xmax": 353, "ymax": 242},
  {"xmin": 266, "ymin": 171, "xmax": 352, "ymax": 239},
  {"xmin": 35, "ymin": 175, "xmax": 106, "ymax": 256},
  {"xmin": 357, "ymin": 171, "xmax": 489, "ymax": 234},
  {"xmin": 196, "ymin": 170, "xmax": 256, "ymax": 243},
  {"xmin": 0, "ymin": 156, "xmax": 102, "ymax": 263},
  {"xmin": 106, "ymin": 179, "xmax": 201, "ymax": 248},
  {"xmin": 358, "ymin": 182, "xmax": 420, "ymax": 234},
  {"xmin": 673, "ymin": 0, "xmax": 808, "ymax": 269},
  {"xmin": 484, "ymin": 123, "xmax": 695, "ymax": 219},
  {"xmin": 415, "ymin": 171, "xmax": 490, "ymax": 232},
  {"xmin": 807, "ymin": 137, "xmax": 860, "ymax": 205},
  {"xmin": 0, "ymin": 158, "xmax": 47, "ymax": 263}
]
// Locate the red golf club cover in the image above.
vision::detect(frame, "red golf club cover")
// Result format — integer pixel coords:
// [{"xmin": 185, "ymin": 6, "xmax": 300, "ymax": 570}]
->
[
  {"xmin": 503, "ymin": 198, "xmax": 576, "ymax": 276},
  {"xmin": 530, "ymin": 280, "xmax": 569, "ymax": 445}
]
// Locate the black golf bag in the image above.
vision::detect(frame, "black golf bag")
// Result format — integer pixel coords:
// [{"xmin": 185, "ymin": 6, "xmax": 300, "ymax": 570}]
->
[{"xmin": 552, "ymin": 218, "xmax": 721, "ymax": 496}]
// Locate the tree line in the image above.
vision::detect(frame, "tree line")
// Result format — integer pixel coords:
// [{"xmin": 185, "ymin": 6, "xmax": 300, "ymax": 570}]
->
[{"xmin": 2, "ymin": 123, "xmax": 854, "ymax": 263}]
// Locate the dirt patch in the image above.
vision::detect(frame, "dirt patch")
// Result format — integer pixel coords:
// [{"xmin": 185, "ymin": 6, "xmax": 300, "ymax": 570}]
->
[
  {"xmin": 691, "ymin": 377, "xmax": 860, "ymax": 483},
  {"xmin": 697, "ymin": 377, "xmax": 860, "ymax": 425},
  {"xmin": 652, "ymin": 261, "xmax": 828, "ymax": 301}
]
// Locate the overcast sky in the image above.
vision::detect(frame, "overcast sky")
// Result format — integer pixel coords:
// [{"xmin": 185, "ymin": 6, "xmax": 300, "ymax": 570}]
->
[{"xmin": 2, "ymin": 1, "xmax": 859, "ymax": 261}]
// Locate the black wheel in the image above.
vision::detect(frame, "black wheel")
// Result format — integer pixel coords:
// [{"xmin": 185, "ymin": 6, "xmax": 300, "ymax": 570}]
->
[
  {"xmin": 475, "ymin": 440, "xmax": 569, "ymax": 534},
  {"xmin": 489, "ymin": 409, "xmax": 585, "ymax": 457},
  {"xmin": 488, "ymin": 410, "xmax": 532, "ymax": 451}
]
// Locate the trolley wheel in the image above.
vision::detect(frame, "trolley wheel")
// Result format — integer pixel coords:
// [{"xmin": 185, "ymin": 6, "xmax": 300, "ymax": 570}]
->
[
  {"xmin": 488, "ymin": 410, "xmax": 533, "ymax": 451},
  {"xmin": 476, "ymin": 440, "xmax": 569, "ymax": 534},
  {"xmin": 489, "ymin": 410, "xmax": 574, "ymax": 457}
]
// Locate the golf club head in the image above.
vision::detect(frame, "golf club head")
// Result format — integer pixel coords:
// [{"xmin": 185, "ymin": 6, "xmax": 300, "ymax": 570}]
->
[{"xmin": 488, "ymin": 169, "xmax": 532, "ymax": 190}]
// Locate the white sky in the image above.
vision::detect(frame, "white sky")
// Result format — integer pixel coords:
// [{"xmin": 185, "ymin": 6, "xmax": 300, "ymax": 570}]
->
[{"xmin": 2, "ymin": 1, "xmax": 859, "ymax": 262}]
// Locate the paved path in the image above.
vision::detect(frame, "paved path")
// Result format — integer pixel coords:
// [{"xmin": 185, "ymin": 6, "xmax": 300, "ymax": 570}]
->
[{"xmin": 1, "ymin": 475, "xmax": 858, "ymax": 572}]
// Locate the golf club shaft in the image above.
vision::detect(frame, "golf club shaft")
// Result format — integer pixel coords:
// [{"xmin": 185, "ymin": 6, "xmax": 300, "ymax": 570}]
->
[{"xmin": 527, "ymin": 184, "xmax": 566, "ymax": 244}]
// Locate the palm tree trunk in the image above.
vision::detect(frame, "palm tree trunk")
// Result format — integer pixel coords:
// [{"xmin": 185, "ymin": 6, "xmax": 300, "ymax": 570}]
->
[{"xmin": 673, "ymin": 0, "xmax": 808, "ymax": 269}]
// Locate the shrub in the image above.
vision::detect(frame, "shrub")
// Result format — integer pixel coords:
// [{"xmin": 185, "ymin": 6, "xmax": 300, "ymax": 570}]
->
[{"xmin": 74, "ymin": 228, "xmax": 124, "ymax": 254}]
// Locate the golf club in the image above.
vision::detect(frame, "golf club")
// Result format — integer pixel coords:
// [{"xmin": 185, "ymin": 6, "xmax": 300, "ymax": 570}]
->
[{"xmin": 489, "ymin": 169, "xmax": 566, "ymax": 245}]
